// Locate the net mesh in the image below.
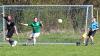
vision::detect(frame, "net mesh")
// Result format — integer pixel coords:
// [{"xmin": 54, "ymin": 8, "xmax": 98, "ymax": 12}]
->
[{"xmin": 1, "ymin": 5, "xmax": 93, "ymax": 44}]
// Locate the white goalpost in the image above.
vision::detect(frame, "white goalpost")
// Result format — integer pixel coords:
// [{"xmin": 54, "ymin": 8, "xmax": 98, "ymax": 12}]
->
[{"xmin": 1, "ymin": 5, "xmax": 93, "ymax": 44}]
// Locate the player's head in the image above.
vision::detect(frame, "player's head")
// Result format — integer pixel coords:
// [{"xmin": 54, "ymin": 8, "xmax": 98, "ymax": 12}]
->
[
  {"xmin": 33, "ymin": 17, "xmax": 38, "ymax": 22},
  {"xmin": 92, "ymin": 17, "xmax": 96, "ymax": 22},
  {"xmin": 7, "ymin": 15, "xmax": 13, "ymax": 21}
]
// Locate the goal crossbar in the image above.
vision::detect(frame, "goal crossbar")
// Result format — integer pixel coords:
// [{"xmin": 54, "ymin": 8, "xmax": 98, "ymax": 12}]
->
[{"xmin": 3, "ymin": 5, "xmax": 93, "ymax": 7}]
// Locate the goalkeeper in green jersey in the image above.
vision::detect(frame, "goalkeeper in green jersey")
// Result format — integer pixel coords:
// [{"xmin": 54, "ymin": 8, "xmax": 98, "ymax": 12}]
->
[{"xmin": 21, "ymin": 17, "xmax": 43, "ymax": 45}]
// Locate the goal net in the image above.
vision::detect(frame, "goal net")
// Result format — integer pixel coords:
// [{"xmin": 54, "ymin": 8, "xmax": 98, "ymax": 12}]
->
[
  {"xmin": 1, "ymin": 5, "xmax": 93, "ymax": 44},
  {"xmin": 0, "ymin": 6, "xmax": 4, "ymax": 43}
]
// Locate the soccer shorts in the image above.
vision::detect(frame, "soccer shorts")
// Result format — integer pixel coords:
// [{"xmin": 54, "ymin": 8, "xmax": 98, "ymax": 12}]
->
[
  {"xmin": 30, "ymin": 32, "xmax": 40, "ymax": 38},
  {"xmin": 6, "ymin": 29, "xmax": 14, "ymax": 38},
  {"xmin": 87, "ymin": 30, "xmax": 96, "ymax": 37}
]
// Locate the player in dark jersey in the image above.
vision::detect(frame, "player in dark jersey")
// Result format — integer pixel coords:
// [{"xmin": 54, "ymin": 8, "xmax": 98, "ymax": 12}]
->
[{"xmin": 4, "ymin": 15, "xmax": 18, "ymax": 47}]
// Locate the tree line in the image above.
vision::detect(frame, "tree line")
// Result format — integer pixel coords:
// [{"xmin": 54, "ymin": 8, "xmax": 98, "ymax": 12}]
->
[{"xmin": 0, "ymin": 0, "xmax": 99, "ymax": 7}]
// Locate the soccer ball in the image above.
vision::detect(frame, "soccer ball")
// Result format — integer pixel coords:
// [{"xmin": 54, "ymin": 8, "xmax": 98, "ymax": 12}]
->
[{"xmin": 58, "ymin": 19, "xmax": 62, "ymax": 23}]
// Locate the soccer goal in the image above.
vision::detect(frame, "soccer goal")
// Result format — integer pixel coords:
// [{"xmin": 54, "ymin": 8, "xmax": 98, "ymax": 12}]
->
[
  {"xmin": 0, "ymin": 6, "xmax": 4, "ymax": 43},
  {"xmin": 1, "ymin": 5, "xmax": 93, "ymax": 44}
]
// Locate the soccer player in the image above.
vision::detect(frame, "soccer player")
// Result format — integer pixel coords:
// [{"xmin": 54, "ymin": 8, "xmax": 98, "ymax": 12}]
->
[
  {"xmin": 85, "ymin": 17, "xmax": 99, "ymax": 46},
  {"xmin": 21, "ymin": 17, "xmax": 43, "ymax": 45},
  {"xmin": 4, "ymin": 15, "xmax": 18, "ymax": 47}
]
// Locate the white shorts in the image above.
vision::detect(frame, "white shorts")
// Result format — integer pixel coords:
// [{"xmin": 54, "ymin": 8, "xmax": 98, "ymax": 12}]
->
[{"xmin": 30, "ymin": 32, "xmax": 40, "ymax": 38}]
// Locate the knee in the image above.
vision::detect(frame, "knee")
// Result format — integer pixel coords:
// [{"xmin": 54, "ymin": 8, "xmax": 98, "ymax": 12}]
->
[
  {"xmin": 28, "ymin": 37, "xmax": 33, "ymax": 40},
  {"xmin": 5, "ymin": 38, "xmax": 10, "ymax": 41}
]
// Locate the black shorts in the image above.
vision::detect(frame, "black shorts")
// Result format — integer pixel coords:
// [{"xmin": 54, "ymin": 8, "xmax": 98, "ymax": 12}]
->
[
  {"xmin": 87, "ymin": 30, "xmax": 96, "ymax": 37},
  {"xmin": 6, "ymin": 29, "xmax": 14, "ymax": 38}
]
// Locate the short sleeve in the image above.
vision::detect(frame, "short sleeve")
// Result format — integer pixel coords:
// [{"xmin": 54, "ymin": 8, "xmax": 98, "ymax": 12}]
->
[
  {"xmin": 39, "ymin": 22, "xmax": 43, "ymax": 27},
  {"xmin": 40, "ymin": 22, "xmax": 42, "ymax": 26}
]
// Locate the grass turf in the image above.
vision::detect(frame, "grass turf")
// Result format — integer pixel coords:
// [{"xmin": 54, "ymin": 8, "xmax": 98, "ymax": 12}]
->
[
  {"xmin": 0, "ymin": 44, "xmax": 100, "ymax": 56},
  {"xmin": 0, "ymin": 32, "xmax": 100, "ymax": 56}
]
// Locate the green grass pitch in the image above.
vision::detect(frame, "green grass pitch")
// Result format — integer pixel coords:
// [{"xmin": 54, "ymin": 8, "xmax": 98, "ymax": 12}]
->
[{"xmin": 0, "ymin": 32, "xmax": 100, "ymax": 56}]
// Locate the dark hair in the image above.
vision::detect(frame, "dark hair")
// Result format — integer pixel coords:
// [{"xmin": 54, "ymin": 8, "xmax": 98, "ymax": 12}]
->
[
  {"xmin": 33, "ymin": 17, "xmax": 39, "ymax": 21},
  {"xmin": 94, "ymin": 16, "xmax": 96, "ymax": 18}
]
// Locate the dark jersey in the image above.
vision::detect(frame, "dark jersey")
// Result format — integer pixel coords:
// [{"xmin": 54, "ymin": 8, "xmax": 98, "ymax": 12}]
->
[
  {"xmin": 4, "ymin": 17, "xmax": 15, "ymax": 31},
  {"xmin": 4, "ymin": 16, "xmax": 15, "ymax": 37}
]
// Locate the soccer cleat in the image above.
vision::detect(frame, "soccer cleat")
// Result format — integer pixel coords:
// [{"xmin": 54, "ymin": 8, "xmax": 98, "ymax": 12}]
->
[{"xmin": 12, "ymin": 41, "xmax": 17, "ymax": 47}]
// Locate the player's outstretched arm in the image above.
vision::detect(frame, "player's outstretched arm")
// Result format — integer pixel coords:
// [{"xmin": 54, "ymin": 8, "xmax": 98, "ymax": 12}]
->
[{"xmin": 20, "ymin": 23, "xmax": 28, "ymax": 26}]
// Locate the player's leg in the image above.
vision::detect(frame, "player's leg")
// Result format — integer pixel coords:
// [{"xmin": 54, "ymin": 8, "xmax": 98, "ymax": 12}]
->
[
  {"xmin": 6, "ymin": 31, "xmax": 14, "ymax": 46},
  {"xmin": 90, "ymin": 36, "xmax": 94, "ymax": 44},
  {"xmin": 33, "ymin": 37, "xmax": 36, "ymax": 45},
  {"xmin": 25, "ymin": 33, "xmax": 40, "ymax": 45},
  {"xmin": 5, "ymin": 37, "xmax": 13, "ymax": 45},
  {"xmin": 6, "ymin": 30, "xmax": 17, "ymax": 47},
  {"xmin": 25, "ymin": 33, "xmax": 33, "ymax": 45},
  {"xmin": 85, "ymin": 36, "xmax": 89, "ymax": 46},
  {"xmin": 5, "ymin": 36, "xmax": 17, "ymax": 47},
  {"xmin": 10, "ymin": 38, "xmax": 17, "ymax": 47},
  {"xmin": 32, "ymin": 33, "xmax": 40, "ymax": 45},
  {"xmin": 90, "ymin": 30, "xmax": 96, "ymax": 45},
  {"xmin": 85, "ymin": 30, "xmax": 91, "ymax": 46}
]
